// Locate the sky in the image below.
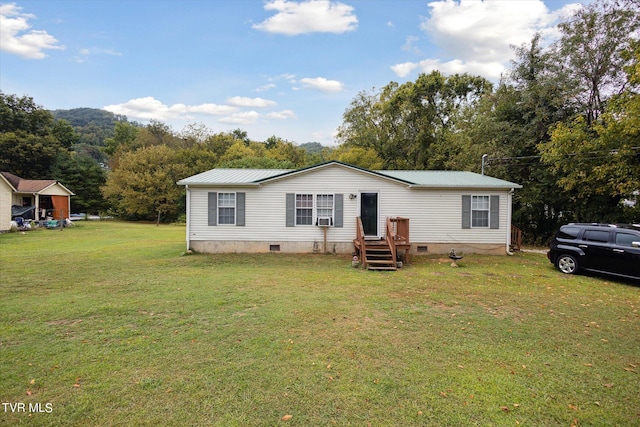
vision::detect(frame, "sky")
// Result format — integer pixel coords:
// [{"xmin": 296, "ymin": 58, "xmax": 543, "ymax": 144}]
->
[{"xmin": 0, "ymin": 0, "xmax": 586, "ymax": 146}]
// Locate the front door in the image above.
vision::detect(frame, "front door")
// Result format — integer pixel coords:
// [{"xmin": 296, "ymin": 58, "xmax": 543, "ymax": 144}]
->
[{"xmin": 360, "ymin": 192, "xmax": 378, "ymax": 237}]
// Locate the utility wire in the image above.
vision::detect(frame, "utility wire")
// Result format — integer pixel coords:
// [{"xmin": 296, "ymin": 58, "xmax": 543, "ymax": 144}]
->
[{"xmin": 485, "ymin": 146, "xmax": 640, "ymax": 165}]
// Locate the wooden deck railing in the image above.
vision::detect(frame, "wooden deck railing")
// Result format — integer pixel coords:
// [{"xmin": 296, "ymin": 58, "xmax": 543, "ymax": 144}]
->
[
  {"xmin": 356, "ymin": 216, "xmax": 367, "ymax": 266},
  {"xmin": 511, "ymin": 225, "xmax": 522, "ymax": 251},
  {"xmin": 385, "ymin": 218, "xmax": 397, "ymax": 266}
]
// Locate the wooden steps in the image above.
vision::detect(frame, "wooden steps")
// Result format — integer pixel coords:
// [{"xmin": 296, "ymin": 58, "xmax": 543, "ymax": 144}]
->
[
  {"xmin": 355, "ymin": 217, "xmax": 409, "ymax": 272},
  {"xmin": 362, "ymin": 240, "xmax": 396, "ymax": 271}
]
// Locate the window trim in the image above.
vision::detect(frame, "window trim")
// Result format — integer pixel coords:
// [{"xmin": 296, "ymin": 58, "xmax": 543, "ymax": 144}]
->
[
  {"xmin": 462, "ymin": 194, "xmax": 499, "ymax": 230},
  {"xmin": 217, "ymin": 192, "xmax": 236, "ymax": 226},
  {"xmin": 471, "ymin": 195, "xmax": 490, "ymax": 228},
  {"xmin": 295, "ymin": 194, "xmax": 314, "ymax": 226},
  {"xmin": 292, "ymin": 193, "xmax": 337, "ymax": 227},
  {"xmin": 316, "ymin": 194, "xmax": 335, "ymax": 226}
]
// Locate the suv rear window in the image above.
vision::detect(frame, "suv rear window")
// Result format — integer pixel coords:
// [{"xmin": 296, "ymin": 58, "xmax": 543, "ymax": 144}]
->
[
  {"xmin": 557, "ymin": 226, "xmax": 581, "ymax": 239},
  {"xmin": 616, "ymin": 232, "xmax": 639, "ymax": 247},
  {"xmin": 583, "ymin": 230, "xmax": 610, "ymax": 243}
]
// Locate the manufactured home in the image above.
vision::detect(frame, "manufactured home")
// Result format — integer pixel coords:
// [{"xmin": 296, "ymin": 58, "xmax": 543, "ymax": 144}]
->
[{"xmin": 178, "ymin": 161, "xmax": 522, "ymax": 268}]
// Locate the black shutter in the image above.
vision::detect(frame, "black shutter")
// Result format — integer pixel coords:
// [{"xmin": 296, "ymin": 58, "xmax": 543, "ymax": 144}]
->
[
  {"xmin": 490, "ymin": 195, "xmax": 499, "ymax": 229},
  {"xmin": 236, "ymin": 192, "xmax": 245, "ymax": 226},
  {"xmin": 334, "ymin": 194, "xmax": 343, "ymax": 228},
  {"xmin": 208, "ymin": 192, "xmax": 217, "ymax": 226},
  {"xmin": 286, "ymin": 193, "xmax": 295, "ymax": 227},
  {"xmin": 461, "ymin": 195, "xmax": 471, "ymax": 229}
]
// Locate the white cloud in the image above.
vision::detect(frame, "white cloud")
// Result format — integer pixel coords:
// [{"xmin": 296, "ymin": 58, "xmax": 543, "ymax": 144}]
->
[
  {"xmin": 219, "ymin": 111, "xmax": 261, "ymax": 125},
  {"xmin": 74, "ymin": 47, "xmax": 123, "ymax": 63},
  {"xmin": 413, "ymin": 58, "xmax": 506, "ymax": 80},
  {"xmin": 103, "ymin": 96, "xmax": 298, "ymax": 128},
  {"xmin": 391, "ymin": 0, "xmax": 582, "ymax": 81},
  {"xmin": 103, "ymin": 97, "xmax": 237, "ymax": 120},
  {"xmin": 255, "ymin": 83, "xmax": 277, "ymax": 92},
  {"xmin": 299, "ymin": 77, "xmax": 344, "ymax": 92},
  {"xmin": 267, "ymin": 110, "xmax": 297, "ymax": 120},
  {"xmin": 0, "ymin": 3, "xmax": 64, "ymax": 59},
  {"xmin": 253, "ymin": 0, "xmax": 358, "ymax": 35},
  {"xmin": 402, "ymin": 35, "xmax": 421, "ymax": 55},
  {"xmin": 390, "ymin": 62, "xmax": 418, "ymax": 78},
  {"xmin": 187, "ymin": 103, "xmax": 239, "ymax": 115},
  {"xmin": 227, "ymin": 96, "xmax": 277, "ymax": 108}
]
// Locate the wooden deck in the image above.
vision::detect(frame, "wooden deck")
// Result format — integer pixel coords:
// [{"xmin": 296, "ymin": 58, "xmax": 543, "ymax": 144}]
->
[{"xmin": 354, "ymin": 217, "xmax": 410, "ymax": 271}]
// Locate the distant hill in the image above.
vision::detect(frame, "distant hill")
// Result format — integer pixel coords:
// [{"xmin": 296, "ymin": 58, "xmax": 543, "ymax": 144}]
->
[
  {"xmin": 51, "ymin": 108, "xmax": 133, "ymax": 147},
  {"xmin": 299, "ymin": 142, "xmax": 325, "ymax": 154},
  {"xmin": 50, "ymin": 108, "xmax": 136, "ymax": 164}
]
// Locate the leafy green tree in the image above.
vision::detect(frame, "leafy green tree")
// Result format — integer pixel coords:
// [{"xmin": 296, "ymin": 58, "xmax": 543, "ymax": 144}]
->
[
  {"xmin": 104, "ymin": 121, "xmax": 139, "ymax": 157},
  {"xmin": 555, "ymin": 0, "xmax": 639, "ymax": 125},
  {"xmin": 265, "ymin": 138, "xmax": 307, "ymax": 167},
  {"xmin": 174, "ymin": 145, "xmax": 218, "ymax": 176},
  {"xmin": 52, "ymin": 153, "xmax": 108, "ymax": 214},
  {"xmin": 329, "ymin": 145, "xmax": 384, "ymax": 170},
  {"xmin": 102, "ymin": 145, "xmax": 191, "ymax": 224},
  {"xmin": 219, "ymin": 141, "xmax": 261, "ymax": 164},
  {"xmin": 220, "ymin": 157, "xmax": 296, "ymax": 169},
  {"xmin": 231, "ymin": 128, "xmax": 250, "ymax": 146},
  {"xmin": 454, "ymin": 32, "xmax": 580, "ymax": 243},
  {"xmin": 0, "ymin": 93, "xmax": 54, "ymax": 135},
  {"xmin": 204, "ymin": 131, "xmax": 239, "ymax": 158},
  {"xmin": 337, "ymin": 71, "xmax": 491, "ymax": 169},
  {"xmin": 0, "ymin": 93, "xmax": 75, "ymax": 178},
  {"xmin": 540, "ymin": 40, "xmax": 640, "ymax": 222}
]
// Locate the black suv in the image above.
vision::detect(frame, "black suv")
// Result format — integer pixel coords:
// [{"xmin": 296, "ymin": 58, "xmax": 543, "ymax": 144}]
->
[{"xmin": 547, "ymin": 223, "xmax": 640, "ymax": 281}]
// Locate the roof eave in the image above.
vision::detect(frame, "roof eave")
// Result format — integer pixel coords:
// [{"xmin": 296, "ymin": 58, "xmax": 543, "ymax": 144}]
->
[
  {"xmin": 177, "ymin": 181, "xmax": 262, "ymax": 188},
  {"xmin": 0, "ymin": 174, "xmax": 17, "ymax": 192},
  {"xmin": 408, "ymin": 184, "xmax": 522, "ymax": 190},
  {"xmin": 257, "ymin": 160, "xmax": 414, "ymax": 186}
]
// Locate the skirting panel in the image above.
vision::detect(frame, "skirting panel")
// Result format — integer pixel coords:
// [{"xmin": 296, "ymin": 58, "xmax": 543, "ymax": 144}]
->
[{"xmin": 189, "ymin": 240, "xmax": 508, "ymax": 255}]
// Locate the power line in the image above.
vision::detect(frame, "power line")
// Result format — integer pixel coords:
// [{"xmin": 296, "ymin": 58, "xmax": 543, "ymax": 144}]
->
[{"xmin": 484, "ymin": 146, "xmax": 640, "ymax": 164}]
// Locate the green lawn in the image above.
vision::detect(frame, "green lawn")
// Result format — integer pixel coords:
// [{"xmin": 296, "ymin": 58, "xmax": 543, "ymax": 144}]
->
[{"xmin": 1, "ymin": 222, "xmax": 638, "ymax": 426}]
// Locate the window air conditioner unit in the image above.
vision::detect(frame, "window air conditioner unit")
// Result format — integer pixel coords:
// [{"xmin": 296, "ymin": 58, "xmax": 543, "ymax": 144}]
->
[{"xmin": 317, "ymin": 217, "xmax": 332, "ymax": 227}]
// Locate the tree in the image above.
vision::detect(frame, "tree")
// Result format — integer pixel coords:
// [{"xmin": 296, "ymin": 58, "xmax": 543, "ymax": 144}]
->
[
  {"xmin": 540, "ymin": 40, "xmax": 640, "ymax": 222},
  {"xmin": 0, "ymin": 93, "xmax": 54, "ymax": 135},
  {"xmin": 337, "ymin": 71, "xmax": 492, "ymax": 169},
  {"xmin": 0, "ymin": 93, "xmax": 75, "ymax": 178},
  {"xmin": 555, "ymin": 0, "xmax": 640, "ymax": 125},
  {"xmin": 329, "ymin": 145, "xmax": 384, "ymax": 170},
  {"xmin": 104, "ymin": 121, "xmax": 139, "ymax": 157},
  {"xmin": 467, "ymin": 34, "xmax": 579, "ymax": 243},
  {"xmin": 102, "ymin": 145, "xmax": 190, "ymax": 224},
  {"xmin": 52, "ymin": 153, "xmax": 108, "ymax": 214},
  {"xmin": 265, "ymin": 138, "xmax": 307, "ymax": 167},
  {"xmin": 204, "ymin": 131, "xmax": 240, "ymax": 158}
]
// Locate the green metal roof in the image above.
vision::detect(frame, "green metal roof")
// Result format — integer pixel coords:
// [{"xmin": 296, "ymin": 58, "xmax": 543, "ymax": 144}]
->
[
  {"xmin": 177, "ymin": 168, "xmax": 291, "ymax": 186},
  {"xmin": 378, "ymin": 170, "xmax": 522, "ymax": 189},
  {"xmin": 177, "ymin": 161, "xmax": 521, "ymax": 189}
]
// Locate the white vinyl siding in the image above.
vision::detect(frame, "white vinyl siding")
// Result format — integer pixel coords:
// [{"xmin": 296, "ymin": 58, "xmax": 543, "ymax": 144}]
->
[
  {"xmin": 187, "ymin": 164, "xmax": 512, "ymax": 247},
  {"xmin": 0, "ymin": 179, "xmax": 12, "ymax": 231}
]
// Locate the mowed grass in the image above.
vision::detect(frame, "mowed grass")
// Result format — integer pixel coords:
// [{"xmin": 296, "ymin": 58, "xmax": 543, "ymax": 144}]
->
[{"xmin": 0, "ymin": 222, "xmax": 638, "ymax": 426}]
